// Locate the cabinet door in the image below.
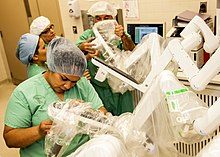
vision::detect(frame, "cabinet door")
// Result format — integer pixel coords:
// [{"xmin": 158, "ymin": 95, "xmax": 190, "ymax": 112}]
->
[
  {"xmin": 0, "ymin": 0, "xmax": 64, "ymax": 84},
  {"xmin": 29, "ymin": 0, "xmax": 64, "ymax": 37},
  {"xmin": 0, "ymin": 1, "xmax": 29, "ymax": 84}
]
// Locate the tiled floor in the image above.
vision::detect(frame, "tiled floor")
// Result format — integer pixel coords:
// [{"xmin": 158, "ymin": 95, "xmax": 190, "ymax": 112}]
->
[{"xmin": 0, "ymin": 81, "xmax": 19, "ymax": 157}]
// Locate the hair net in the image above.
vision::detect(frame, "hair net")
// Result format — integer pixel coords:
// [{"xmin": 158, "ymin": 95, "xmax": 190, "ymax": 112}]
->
[
  {"xmin": 88, "ymin": 1, "xmax": 117, "ymax": 17},
  {"xmin": 16, "ymin": 33, "xmax": 39, "ymax": 64},
  {"xmin": 47, "ymin": 37, "xmax": 87, "ymax": 76},
  {"xmin": 30, "ymin": 16, "xmax": 50, "ymax": 35}
]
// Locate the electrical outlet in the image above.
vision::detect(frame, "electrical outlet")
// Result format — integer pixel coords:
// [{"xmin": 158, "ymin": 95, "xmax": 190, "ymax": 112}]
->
[
  {"xmin": 72, "ymin": 26, "xmax": 78, "ymax": 34},
  {"xmin": 199, "ymin": 2, "xmax": 207, "ymax": 13}
]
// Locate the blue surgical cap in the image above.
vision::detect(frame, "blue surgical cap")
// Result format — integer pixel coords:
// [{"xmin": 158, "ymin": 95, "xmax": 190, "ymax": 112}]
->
[
  {"xmin": 16, "ymin": 33, "xmax": 39, "ymax": 64},
  {"xmin": 47, "ymin": 37, "xmax": 87, "ymax": 76}
]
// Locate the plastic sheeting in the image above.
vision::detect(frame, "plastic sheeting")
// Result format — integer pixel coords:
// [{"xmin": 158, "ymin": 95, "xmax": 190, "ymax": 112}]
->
[
  {"xmin": 45, "ymin": 98, "xmax": 157, "ymax": 157},
  {"xmin": 92, "ymin": 20, "xmax": 178, "ymax": 94},
  {"xmin": 125, "ymin": 33, "xmax": 164, "ymax": 83},
  {"xmin": 45, "ymin": 71, "xmax": 211, "ymax": 157},
  {"xmin": 160, "ymin": 70, "xmax": 208, "ymax": 142},
  {"xmin": 45, "ymin": 99, "xmax": 116, "ymax": 157},
  {"xmin": 131, "ymin": 70, "xmax": 178, "ymax": 157}
]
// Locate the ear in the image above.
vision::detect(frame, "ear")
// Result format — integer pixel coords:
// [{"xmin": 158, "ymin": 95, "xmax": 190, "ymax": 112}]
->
[{"xmin": 32, "ymin": 54, "xmax": 38, "ymax": 61}]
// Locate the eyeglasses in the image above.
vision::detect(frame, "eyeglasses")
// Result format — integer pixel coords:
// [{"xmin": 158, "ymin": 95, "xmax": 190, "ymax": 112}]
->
[{"xmin": 40, "ymin": 24, "xmax": 54, "ymax": 35}]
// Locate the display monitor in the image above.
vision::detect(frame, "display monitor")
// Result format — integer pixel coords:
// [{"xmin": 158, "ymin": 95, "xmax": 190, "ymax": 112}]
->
[{"xmin": 127, "ymin": 23, "xmax": 165, "ymax": 44}]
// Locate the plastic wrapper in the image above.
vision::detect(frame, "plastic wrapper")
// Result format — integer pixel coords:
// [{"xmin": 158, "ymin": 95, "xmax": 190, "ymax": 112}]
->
[
  {"xmin": 46, "ymin": 99, "xmax": 83, "ymax": 157},
  {"xmin": 161, "ymin": 38, "xmax": 179, "ymax": 75},
  {"xmin": 92, "ymin": 20, "xmax": 134, "ymax": 93},
  {"xmin": 93, "ymin": 20, "xmax": 170, "ymax": 94},
  {"xmin": 107, "ymin": 33, "xmax": 166, "ymax": 94},
  {"xmin": 150, "ymin": 97, "xmax": 178, "ymax": 157},
  {"xmin": 66, "ymin": 112, "xmax": 159, "ymax": 157},
  {"xmin": 160, "ymin": 70, "xmax": 208, "ymax": 142},
  {"xmin": 127, "ymin": 33, "xmax": 164, "ymax": 83},
  {"xmin": 45, "ymin": 99, "xmax": 116, "ymax": 157},
  {"xmin": 131, "ymin": 72, "xmax": 178, "ymax": 157},
  {"xmin": 95, "ymin": 20, "xmax": 117, "ymax": 43},
  {"xmin": 45, "ymin": 97, "xmax": 162, "ymax": 157},
  {"xmin": 46, "ymin": 69, "xmax": 210, "ymax": 157},
  {"xmin": 106, "ymin": 50, "xmax": 134, "ymax": 94},
  {"xmin": 92, "ymin": 20, "xmax": 121, "ymax": 62},
  {"xmin": 93, "ymin": 21, "xmax": 178, "ymax": 94},
  {"xmin": 113, "ymin": 113, "xmax": 157, "ymax": 157}
]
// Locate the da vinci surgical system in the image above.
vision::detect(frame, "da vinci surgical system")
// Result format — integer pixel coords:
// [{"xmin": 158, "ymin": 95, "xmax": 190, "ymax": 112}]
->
[
  {"xmin": 91, "ymin": 15, "xmax": 220, "ymax": 156},
  {"xmin": 45, "ymin": 15, "xmax": 220, "ymax": 157}
]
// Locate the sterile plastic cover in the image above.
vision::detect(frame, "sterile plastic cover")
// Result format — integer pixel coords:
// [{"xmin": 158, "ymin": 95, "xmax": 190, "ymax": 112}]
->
[
  {"xmin": 46, "ymin": 98, "xmax": 117, "ymax": 156},
  {"xmin": 132, "ymin": 71, "xmax": 178, "ymax": 157},
  {"xmin": 160, "ymin": 70, "xmax": 208, "ymax": 142}
]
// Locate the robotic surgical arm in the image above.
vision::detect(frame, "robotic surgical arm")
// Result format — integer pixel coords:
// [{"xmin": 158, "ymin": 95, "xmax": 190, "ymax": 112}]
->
[
  {"xmin": 160, "ymin": 16, "xmax": 220, "ymax": 136},
  {"xmin": 180, "ymin": 15, "xmax": 220, "ymax": 91},
  {"xmin": 139, "ymin": 15, "xmax": 220, "ymax": 137},
  {"xmin": 92, "ymin": 15, "xmax": 219, "ymax": 92},
  {"xmin": 141, "ymin": 15, "xmax": 220, "ymax": 92},
  {"xmin": 135, "ymin": 15, "xmax": 220, "ymax": 136},
  {"xmin": 92, "ymin": 15, "xmax": 220, "ymax": 137}
]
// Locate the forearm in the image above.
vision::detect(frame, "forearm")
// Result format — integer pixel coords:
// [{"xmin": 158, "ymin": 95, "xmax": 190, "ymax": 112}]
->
[
  {"xmin": 3, "ymin": 125, "xmax": 44, "ymax": 148},
  {"xmin": 121, "ymin": 33, "xmax": 135, "ymax": 51},
  {"xmin": 98, "ymin": 106, "xmax": 108, "ymax": 114}
]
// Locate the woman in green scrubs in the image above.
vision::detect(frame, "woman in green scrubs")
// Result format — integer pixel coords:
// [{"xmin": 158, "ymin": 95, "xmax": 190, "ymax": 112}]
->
[
  {"xmin": 4, "ymin": 37, "xmax": 107, "ymax": 157},
  {"xmin": 16, "ymin": 33, "xmax": 47, "ymax": 78}
]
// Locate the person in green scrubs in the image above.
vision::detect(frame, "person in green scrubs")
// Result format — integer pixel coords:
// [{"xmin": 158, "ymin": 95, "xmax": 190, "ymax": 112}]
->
[
  {"xmin": 3, "ymin": 37, "xmax": 107, "ymax": 157},
  {"xmin": 16, "ymin": 33, "xmax": 47, "ymax": 78},
  {"xmin": 76, "ymin": 1, "xmax": 135, "ymax": 116},
  {"xmin": 30, "ymin": 16, "xmax": 93, "ymax": 80}
]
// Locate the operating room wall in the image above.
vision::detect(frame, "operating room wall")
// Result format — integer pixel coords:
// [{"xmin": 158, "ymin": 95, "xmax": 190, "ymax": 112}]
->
[
  {"xmin": 58, "ymin": 0, "xmax": 216, "ymax": 42},
  {"xmin": 0, "ymin": 0, "xmax": 64, "ymax": 84},
  {"xmin": 0, "ymin": 0, "xmax": 217, "ymax": 84},
  {"xmin": 0, "ymin": 35, "xmax": 11, "ymax": 82}
]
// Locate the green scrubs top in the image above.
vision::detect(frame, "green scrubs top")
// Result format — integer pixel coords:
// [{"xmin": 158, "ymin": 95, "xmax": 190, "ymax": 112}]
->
[
  {"xmin": 76, "ymin": 29, "xmax": 133, "ymax": 116},
  {"xmin": 4, "ymin": 74, "xmax": 103, "ymax": 157},
  {"xmin": 28, "ymin": 63, "xmax": 47, "ymax": 78}
]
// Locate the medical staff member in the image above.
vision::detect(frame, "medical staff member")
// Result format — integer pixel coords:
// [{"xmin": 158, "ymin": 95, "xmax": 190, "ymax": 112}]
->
[
  {"xmin": 16, "ymin": 33, "xmax": 47, "ymax": 78},
  {"xmin": 3, "ymin": 37, "xmax": 107, "ymax": 157},
  {"xmin": 30, "ymin": 16, "xmax": 56, "ymax": 45},
  {"xmin": 29, "ymin": 17, "xmax": 91, "ymax": 80},
  {"xmin": 76, "ymin": 1, "xmax": 135, "ymax": 116}
]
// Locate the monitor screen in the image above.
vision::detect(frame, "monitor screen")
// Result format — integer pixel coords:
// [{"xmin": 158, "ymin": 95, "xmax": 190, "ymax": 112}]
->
[{"xmin": 127, "ymin": 23, "xmax": 164, "ymax": 44}]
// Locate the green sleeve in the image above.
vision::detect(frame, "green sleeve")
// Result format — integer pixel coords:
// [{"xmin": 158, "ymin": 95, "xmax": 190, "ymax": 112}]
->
[
  {"xmin": 75, "ymin": 29, "xmax": 95, "ymax": 46},
  {"xmin": 77, "ymin": 77, "xmax": 103, "ymax": 110},
  {"xmin": 4, "ymin": 88, "xmax": 32, "ymax": 128}
]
